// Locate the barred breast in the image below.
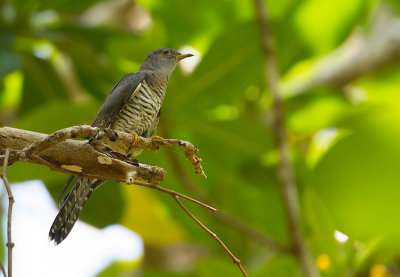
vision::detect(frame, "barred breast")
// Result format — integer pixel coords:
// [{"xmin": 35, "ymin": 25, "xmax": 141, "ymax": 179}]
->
[{"xmin": 112, "ymin": 80, "xmax": 164, "ymax": 135}]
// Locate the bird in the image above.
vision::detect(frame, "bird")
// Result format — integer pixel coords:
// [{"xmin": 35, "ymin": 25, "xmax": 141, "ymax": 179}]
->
[{"xmin": 49, "ymin": 48, "xmax": 193, "ymax": 245}]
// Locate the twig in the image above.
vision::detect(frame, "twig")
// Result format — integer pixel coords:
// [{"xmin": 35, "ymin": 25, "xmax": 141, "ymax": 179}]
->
[
  {"xmin": 254, "ymin": 1, "xmax": 319, "ymax": 277},
  {"xmin": 129, "ymin": 179, "xmax": 247, "ymax": 276},
  {"xmin": 158, "ymin": 120, "xmax": 288, "ymax": 253},
  {"xmin": 1, "ymin": 149, "xmax": 14, "ymax": 277},
  {"xmin": 172, "ymin": 195, "xmax": 248, "ymax": 277},
  {"xmin": 131, "ymin": 181, "xmax": 216, "ymax": 212},
  {"xmin": 0, "ymin": 260, "xmax": 5, "ymax": 277}
]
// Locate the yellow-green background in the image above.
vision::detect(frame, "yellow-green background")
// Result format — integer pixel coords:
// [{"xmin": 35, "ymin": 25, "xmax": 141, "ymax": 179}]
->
[{"xmin": 1, "ymin": 0, "xmax": 400, "ymax": 276}]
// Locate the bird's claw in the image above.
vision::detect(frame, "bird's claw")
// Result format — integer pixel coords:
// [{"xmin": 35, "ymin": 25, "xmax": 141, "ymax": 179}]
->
[
  {"xmin": 151, "ymin": 136, "xmax": 164, "ymax": 140},
  {"xmin": 130, "ymin": 131, "xmax": 139, "ymax": 146}
]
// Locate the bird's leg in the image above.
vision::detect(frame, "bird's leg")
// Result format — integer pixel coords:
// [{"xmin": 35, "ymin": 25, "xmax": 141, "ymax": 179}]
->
[
  {"xmin": 130, "ymin": 131, "xmax": 139, "ymax": 146},
  {"xmin": 151, "ymin": 136, "xmax": 164, "ymax": 140}
]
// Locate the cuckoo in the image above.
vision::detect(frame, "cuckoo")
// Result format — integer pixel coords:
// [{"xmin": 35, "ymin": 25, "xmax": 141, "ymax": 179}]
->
[{"xmin": 49, "ymin": 48, "xmax": 193, "ymax": 244}]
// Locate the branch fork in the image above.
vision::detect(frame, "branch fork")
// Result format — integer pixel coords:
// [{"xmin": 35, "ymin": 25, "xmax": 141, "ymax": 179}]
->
[{"xmin": 0, "ymin": 125, "xmax": 247, "ymax": 276}]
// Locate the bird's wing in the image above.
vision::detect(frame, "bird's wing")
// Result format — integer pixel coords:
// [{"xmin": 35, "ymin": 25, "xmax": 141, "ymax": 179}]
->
[{"xmin": 92, "ymin": 72, "xmax": 146, "ymax": 128}]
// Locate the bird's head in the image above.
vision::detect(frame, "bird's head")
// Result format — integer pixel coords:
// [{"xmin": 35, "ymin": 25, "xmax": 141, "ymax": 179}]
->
[{"xmin": 139, "ymin": 48, "xmax": 193, "ymax": 75}]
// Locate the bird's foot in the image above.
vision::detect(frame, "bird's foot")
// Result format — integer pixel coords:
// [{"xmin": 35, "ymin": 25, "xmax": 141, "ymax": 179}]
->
[
  {"xmin": 151, "ymin": 136, "xmax": 164, "ymax": 140},
  {"xmin": 130, "ymin": 131, "xmax": 139, "ymax": 146}
]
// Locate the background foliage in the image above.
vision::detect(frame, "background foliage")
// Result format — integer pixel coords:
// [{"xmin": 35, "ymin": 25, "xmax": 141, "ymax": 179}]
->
[{"xmin": 1, "ymin": 0, "xmax": 400, "ymax": 276}]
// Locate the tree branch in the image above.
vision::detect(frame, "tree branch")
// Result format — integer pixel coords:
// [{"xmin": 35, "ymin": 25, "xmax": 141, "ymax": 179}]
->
[
  {"xmin": 172, "ymin": 194, "xmax": 248, "ymax": 277},
  {"xmin": 0, "ymin": 260, "xmax": 5, "ymax": 277},
  {"xmin": 0, "ymin": 125, "xmax": 249, "ymax": 276},
  {"xmin": 0, "ymin": 126, "xmax": 205, "ymax": 184},
  {"xmin": 131, "ymin": 181, "xmax": 216, "ymax": 212},
  {"xmin": 254, "ymin": 0, "xmax": 319, "ymax": 276},
  {"xmin": 159, "ymin": 119, "xmax": 288, "ymax": 253},
  {"xmin": 1, "ymin": 149, "xmax": 14, "ymax": 277}
]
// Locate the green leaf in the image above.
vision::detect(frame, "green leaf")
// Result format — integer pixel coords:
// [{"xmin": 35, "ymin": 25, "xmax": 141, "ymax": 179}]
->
[
  {"xmin": 97, "ymin": 260, "xmax": 140, "ymax": 277},
  {"xmin": 293, "ymin": 0, "xmax": 369, "ymax": 53},
  {"xmin": 0, "ymin": 33, "xmax": 22, "ymax": 80},
  {"xmin": 20, "ymin": 53, "xmax": 68, "ymax": 114},
  {"xmin": 253, "ymin": 255, "xmax": 300, "ymax": 277},
  {"xmin": 310, "ymin": 104, "xmax": 400, "ymax": 246},
  {"xmin": 194, "ymin": 257, "xmax": 244, "ymax": 277}
]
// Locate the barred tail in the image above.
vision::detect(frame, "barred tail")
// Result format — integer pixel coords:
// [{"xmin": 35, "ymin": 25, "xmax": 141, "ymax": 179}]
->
[{"xmin": 49, "ymin": 178, "xmax": 102, "ymax": 245}]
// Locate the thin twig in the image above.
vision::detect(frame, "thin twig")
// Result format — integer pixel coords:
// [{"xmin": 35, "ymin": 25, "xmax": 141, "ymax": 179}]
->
[
  {"xmin": 0, "ymin": 260, "xmax": 5, "ymax": 277},
  {"xmin": 254, "ymin": 0, "xmax": 319, "ymax": 276},
  {"xmin": 172, "ymin": 195, "xmax": 248, "ymax": 277},
  {"xmin": 1, "ymin": 149, "xmax": 14, "ymax": 277},
  {"xmin": 132, "ymin": 181, "xmax": 216, "ymax": 212},
  {"xmin": 159, "ymin": 119, "xmax": 288, "ymax": 253},
  {"xmin": 130, "ymin": 179, "xmax": 248, "ymax": 276}
]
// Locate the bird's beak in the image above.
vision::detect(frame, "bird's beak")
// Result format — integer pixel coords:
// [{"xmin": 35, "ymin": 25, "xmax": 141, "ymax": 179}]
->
[{"xmin": 176, "ymin": 53, "xmax": 194, "ymax": 60}]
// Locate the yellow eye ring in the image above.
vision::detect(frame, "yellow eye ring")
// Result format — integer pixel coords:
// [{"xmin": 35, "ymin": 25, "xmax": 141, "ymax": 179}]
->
[{"xmin": 162, "ymin": 49, "xmax": 171, "ymax": 56}]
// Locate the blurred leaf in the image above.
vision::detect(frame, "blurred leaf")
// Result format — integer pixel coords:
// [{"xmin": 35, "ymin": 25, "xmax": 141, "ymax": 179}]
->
[
  {"xmin": 0, "ymin": 33, "xmax": 22, "ymax": 80},
  {"xmin": 310, "ymin": 104, "xmax": 400, "ymax": 246},
  {"xmin": 286, "ymin": 91, "xmax": 352, "ymax": 134},
  {"xmin": 253, "ymin": 255, "xmax": 300, "ymax": 277},
  {"xmin": 38, "ymin": 0, "xmax": 107, "ymax": 12},
  {"xmin": 194, "ymin": 257, "xmax": 244, "ymax": 277},
  {"xmin": 294, "ymin": 0, "xmax": 369, "ymax": 53},
  {"xmin": 81, "ymin": 181, "xmax": 125, "ymax": 228},
  {"xmin": 96, "ymin": 258, "xmax": 140, "ymax": 277},
  {"xmin": 19, "ymin": 53, "xmax": 68, "ymax": 114},
  {"xmin": 0, "ymin": 70, "xmax": 23, "ymax": 110},
  {"xmin": 120, "ymin": 185, "xmax": 186, "ymax": 246},
  {"xmin": 138, "ymin": 0, "xmax": 239, "ymax": 49}
]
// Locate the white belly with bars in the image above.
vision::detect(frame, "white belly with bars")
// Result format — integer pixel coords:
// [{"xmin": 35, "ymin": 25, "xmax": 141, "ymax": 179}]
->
[{"xmin": 112, "ymin": 80, "xmax": 164, "ymax": 135}]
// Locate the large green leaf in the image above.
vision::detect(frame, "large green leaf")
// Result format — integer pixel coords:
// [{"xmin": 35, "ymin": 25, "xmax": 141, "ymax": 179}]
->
[{"xmin": 310, "ymin": 104, "xmax": 400, "ymax": 246}]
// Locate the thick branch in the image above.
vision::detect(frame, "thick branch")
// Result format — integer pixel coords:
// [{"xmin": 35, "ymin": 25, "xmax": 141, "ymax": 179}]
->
[
  {"xmin": 0, "ymin": 126, "xmax": 206, "ymax": 184},
  {"xmin": 255, "ymin": 1, "xmax": 319, "ymax": 276},
  {"xmin": 0, "ymin": 125, "xmax": 245, "ymax": 275}
]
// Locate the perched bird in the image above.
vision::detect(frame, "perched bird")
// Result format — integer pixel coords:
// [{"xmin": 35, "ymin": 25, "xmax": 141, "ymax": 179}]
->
[{"xmin": 49, "ymin": 48, "xmax": 193, "ymax": 245}]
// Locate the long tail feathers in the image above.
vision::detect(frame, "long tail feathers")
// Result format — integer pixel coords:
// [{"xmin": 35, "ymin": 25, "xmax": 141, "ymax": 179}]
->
[{"xmin": 49, "ymin": 178, "xmax": 101, "ymax": 245}]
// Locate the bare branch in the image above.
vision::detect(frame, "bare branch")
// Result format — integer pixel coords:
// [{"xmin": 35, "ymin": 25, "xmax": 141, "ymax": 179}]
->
[
  {"xmin": 172, "ymin": 195, "xmax": 248, "ymax": 277},
  {"xmin": 0, "ymin": 126, "xmax": 206, "ymax": 184},
  {"xmin": 0, "ymin": 125, "xmax": 221, "ymax": 274},
  {"xmin": 159, "ymin": 118, "xmax": 288, "ymax": 253},
  {"xmin": 1, "ymin": 149, "xmax": 14, "ymax": 277},
  {"xmin": 254, "ymin": 0, "xmax": 319, "ymax": 276},
  {"xmin": 131, "ymin": 181, "xmax": 216, "ymax": 212},
  {"xmin": 0, "ymin": 260, "xmax": 5, "ymax": 277}
]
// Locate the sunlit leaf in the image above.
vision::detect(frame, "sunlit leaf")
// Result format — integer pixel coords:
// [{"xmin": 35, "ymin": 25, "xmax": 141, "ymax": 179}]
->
[{"xmin": 310, "ymin": 105, "xmax": 400, "ymax": 246}]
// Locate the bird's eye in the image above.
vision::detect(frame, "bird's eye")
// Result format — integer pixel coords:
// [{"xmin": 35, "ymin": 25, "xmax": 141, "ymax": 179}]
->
[{"xmin": 162, "ymin": 49, "xmax": 171, "ymax": 56}]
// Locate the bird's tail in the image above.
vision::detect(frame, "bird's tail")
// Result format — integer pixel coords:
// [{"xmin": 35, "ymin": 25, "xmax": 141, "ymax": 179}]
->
[{"xmin": 49, "ymin": 178, "xmax": 101, "ymax": 245}]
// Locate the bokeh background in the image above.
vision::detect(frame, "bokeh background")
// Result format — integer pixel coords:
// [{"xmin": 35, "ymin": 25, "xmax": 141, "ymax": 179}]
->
[{"xmin": 1, "ymin": 0, "xmax": 400, "ymax": 276}]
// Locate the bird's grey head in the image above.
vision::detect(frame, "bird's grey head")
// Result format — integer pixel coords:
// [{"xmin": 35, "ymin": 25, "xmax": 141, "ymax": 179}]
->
[{"xmin": 139, "ymin": 48, "xmax": 193, "ymax": 76}]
